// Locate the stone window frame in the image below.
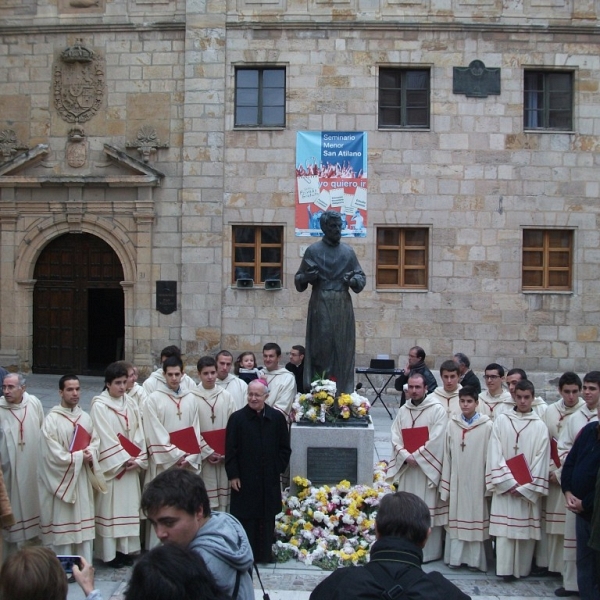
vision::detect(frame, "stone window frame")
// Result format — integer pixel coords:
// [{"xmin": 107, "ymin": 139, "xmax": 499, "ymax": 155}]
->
[
  {"xmin": 523, "ymin": 69, "xmax": 574, "ymax": 132},
  {"xmin": 375, "ymin": 227, "xmax": 429, "ymax": 289},
  {"xmin": 378, "ymin": 67, "xmax": 431, "ymax": 130},
  {"xmin": 234, "ymin": 66, "xmax": 286, "ymax": 128},
  {"xmin": 522, "ymin": 228, "xmax": 573, "ymax": 291},
  {"xmin": 231, "ymin": 225, "xmax": 284, "ymax": 285}
]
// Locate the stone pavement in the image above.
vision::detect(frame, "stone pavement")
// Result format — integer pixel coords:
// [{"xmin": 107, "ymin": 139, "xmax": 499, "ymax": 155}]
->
[{"xmin": 22, "ymin": 373, "xmax": 565, "ymax": 600}]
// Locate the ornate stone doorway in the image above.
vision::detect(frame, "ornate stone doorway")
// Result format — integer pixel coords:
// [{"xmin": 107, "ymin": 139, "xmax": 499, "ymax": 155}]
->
[{"xmin": 33, "ymin": 233, "xmax": 125, "ymax": 375}]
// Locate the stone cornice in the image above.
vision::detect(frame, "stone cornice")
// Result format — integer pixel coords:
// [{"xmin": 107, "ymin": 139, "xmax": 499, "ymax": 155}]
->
[
  {"xmin": 0, "ymin": 20, "xmax": 185, "ymax": 36},
  {"xmin": 225, "ymin": 20, "xmax": 600, "ymax": 36}
]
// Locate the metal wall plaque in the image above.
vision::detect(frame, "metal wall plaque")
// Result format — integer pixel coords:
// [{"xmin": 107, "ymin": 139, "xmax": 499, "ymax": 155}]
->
[
  {"xmin": 156, "ymin": 281, "xmax": 177, "ymax": 315},
  {"xmin": 307, "ymin": 447, "xmax": 358, "ymax": 485},
  {"xmin": 453, "ymin": 60, "xmax": 500, "ymax": 98}
]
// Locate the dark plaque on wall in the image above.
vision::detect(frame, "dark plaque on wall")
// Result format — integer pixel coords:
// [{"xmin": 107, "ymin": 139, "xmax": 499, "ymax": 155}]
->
[
  {"xmin": 156, "ymin": 281, "xmax": 177, "ymax": 315},
  {"xmin": 307, "ymin": 447, "xmax": 357, "ymax": 485},
  {"xmin": 453, "ymin": 60, "xmax": 500, "ymax": 98}
]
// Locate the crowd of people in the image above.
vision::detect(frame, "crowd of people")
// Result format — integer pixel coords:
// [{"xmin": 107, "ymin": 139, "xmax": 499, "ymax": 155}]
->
[
  {"xmin": 0, "ymin": 342, "xmax": 298, "ymax": 599},
  {"xmin": 2, "ymin": 342, "xmax": 600, "ymax": 600},
  {"xmin": 386, "ymin": 346, "xmax": 600, "ymax": 600}
]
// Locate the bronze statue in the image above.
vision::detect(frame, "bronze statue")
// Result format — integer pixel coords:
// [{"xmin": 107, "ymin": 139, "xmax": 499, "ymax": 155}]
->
[{"xmin": 295, "ymin": 211, "xmax": 366, "ymax": 394}]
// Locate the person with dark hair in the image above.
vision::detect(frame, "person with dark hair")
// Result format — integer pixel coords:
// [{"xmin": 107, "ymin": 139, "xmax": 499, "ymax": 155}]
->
[
  {"xmin": 90, "ymin": 361, "xmax": 148, "ymax": 567},
  {"xmin": 125, "ymin": 545, "xmax": 231, "ymax": 600},
  {"xmin": 294, "ymin": 210, "xmax": 366, "ymax": 394},
  {"xmin": 557, "ymin": 371, "xmax": 600, "ymax": 597},
  {"xmin": 386, "ymin": 373, "xmax": 448, "ymax": 562},
  {"xmin": 260, "ymin": 343, "xmax": 296, "ymax": 420},
  {"xmin": 542, "ymin": 372, "xmax": 584, "ymax": 593},
  {"xmin": 226, "ymin": 379, "xmax": 291, "ymax": 564},
  {"xmin": 190, "ymin": 356, "xmax": 236, "ymax": 512},
  {"xmin": 429, "ymin": 359, "xmax": 462, "ymax": 417},
  {"xmin": 143, "ymin": 345, "xmax": 195, "ymax": 396},
  {"xmin": 562, "ymin": 391, "xmax": 600, "ymax": 600},
  {"xmin": 440, "ymin": 386, "xmax": 492, "ymax": 571},
  {"xmin": 486, "ymin": 379, "xmax": 550, "ymax": 580},
  {"xmin": 216, "ymin": 350, "xmax": 248, "ymax": 410},
  {"xmin": 39, "ymin": 374, "xmax": 105, "ymax": 565},
  {"xmin": 142, "ymin": 469, "xmax": 253, "ymax": 600},
  {"xmin": 478, "ymin": 363, "xmax": 511, "ymax": 419},
  {"xmin": 394, "ymin": 346, "xmax": 438, "ymax": 402},
  {"xmin": 309, "ymin": 492, "xmax": 470, "ymax": 600},
  {"xmin": 453, "ymin": 352, "xmax": 481, "ymax": 395},
  {"xmin": 0, "ymin": 372, "xmax": 44, "ymax": 557},
  {"xmin": 285, "ymin": 345, "xmax": 307, "ymax": 393},
  {"xmin": 503, "ymin": 368, "xmax": 548, "ymax": 418},
  {"xmin": 142, "ymin": 356, "xmax": 204, "ymax": 547}
]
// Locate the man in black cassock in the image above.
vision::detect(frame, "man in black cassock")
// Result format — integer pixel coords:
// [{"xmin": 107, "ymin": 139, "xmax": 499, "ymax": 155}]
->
[{"xmin": 225, "ymin": 379, "xmax": 291, "ymax": 563}]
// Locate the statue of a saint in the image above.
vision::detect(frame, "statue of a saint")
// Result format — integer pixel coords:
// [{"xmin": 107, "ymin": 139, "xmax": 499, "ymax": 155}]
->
[{"xmin": 295, "ymin": 211, "xmax": 366, "ymax": 393}]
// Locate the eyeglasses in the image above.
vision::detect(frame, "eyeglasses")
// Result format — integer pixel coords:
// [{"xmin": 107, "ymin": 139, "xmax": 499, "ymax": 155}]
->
[{"xmin": 484, "ymin": 374, "xmax": 501, "ymax": 380}]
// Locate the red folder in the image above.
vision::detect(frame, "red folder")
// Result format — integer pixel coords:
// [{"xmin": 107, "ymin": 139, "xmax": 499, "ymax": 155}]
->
[
  {"xmin": 201, "ymin": 429, "xmax": 226, "ymax": 456},
  {"xmin": 506, "ymin": 453, "xmax": 533, "ymax": 486},
  {"xmin": 117, "ymin": 433, "xmax": 141, "ymax": 458},
  {"xmin": 170, "ymin": 427, "xmax": 201, "ymax": 455},
  {"xmin": 550, "ymin": 437, "xmax": 561, "ymax": 469},
  {"xmin": 401, "ymin": 426, "xmax": 429, "ymax": 454},
  {"xmin": 69, "ymin": 424, "xmax": 92, "ymax": 452}
]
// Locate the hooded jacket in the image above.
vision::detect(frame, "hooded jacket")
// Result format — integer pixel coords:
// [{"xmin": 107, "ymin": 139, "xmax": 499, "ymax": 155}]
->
[{"xmin": 189, "ymin": 511, "xmax": 254, "ymax": 600}]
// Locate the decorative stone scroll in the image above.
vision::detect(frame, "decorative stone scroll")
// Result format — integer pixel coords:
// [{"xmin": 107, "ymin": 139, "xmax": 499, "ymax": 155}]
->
[
  {"xmin": 126, "ymin": 125, "xmax": 169, "ymax": 163},
  {"xmin": 53, "ymin": 41, "xmax": 105, "ymax": 124},
  {"xmin": 453, "ymin": 60, "xmax": 500, "ymax": 98},
  {"xmin": 0, "ymin": 129, "xmax": 28, "ymax": 162}
]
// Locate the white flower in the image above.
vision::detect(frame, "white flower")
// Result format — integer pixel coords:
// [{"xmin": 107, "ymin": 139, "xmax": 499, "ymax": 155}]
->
[{"xmin": 313, "ymin": 510, "xmax": 325, "ymax": 522}]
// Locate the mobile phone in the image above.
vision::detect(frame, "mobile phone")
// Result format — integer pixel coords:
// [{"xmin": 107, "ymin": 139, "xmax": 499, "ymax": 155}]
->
[{"xmin": 57, "ymin": 555, "xmax": 82, "ymax": 575}]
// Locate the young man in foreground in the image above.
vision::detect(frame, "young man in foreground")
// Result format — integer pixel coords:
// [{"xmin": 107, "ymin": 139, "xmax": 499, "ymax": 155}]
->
[{"xmin": 142, "ymin": 469, "xmax": 254, "ymax": 600}]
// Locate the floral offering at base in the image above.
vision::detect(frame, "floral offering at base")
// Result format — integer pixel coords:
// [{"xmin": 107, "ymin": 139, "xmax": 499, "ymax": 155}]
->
[
  {"xmin": 273, "ymin": 462, "xmax": 394, "ymax": 569},
  {"xmin": 291, "ymin": 377, "xmax": 371, "ymax": 424}
]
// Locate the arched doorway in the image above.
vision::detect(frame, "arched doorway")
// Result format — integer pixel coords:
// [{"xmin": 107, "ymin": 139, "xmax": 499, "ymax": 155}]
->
[{"xmin": 33, "ymin": 233, "xmax": 125, "ymax": 375}]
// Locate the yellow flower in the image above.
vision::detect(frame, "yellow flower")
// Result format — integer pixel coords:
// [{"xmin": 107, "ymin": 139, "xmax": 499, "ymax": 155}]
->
[
  {"xmin": 290, "ymin": 538, "xmax": 299, "ymax": 546},
  {"xmin": 303, "ymin": 522, "xmax": 314, "ymax": 531}
]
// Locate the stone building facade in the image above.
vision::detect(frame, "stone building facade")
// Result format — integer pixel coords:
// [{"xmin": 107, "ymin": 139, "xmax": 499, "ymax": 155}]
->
[{"xmin": 0, "ymin": 0, "xmax": 599, "ymax": 379}]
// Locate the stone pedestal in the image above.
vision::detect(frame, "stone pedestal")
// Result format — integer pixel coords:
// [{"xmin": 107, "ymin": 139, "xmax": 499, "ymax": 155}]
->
[{"xmin": 289, "ymin": 420, "xmax": 375, "ymax": 495}]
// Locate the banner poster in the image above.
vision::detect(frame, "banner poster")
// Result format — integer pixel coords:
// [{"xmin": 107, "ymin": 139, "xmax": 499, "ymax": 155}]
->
[{"xmin": 295, "ymin": 131, "xmax": 368, "ymax": 237}]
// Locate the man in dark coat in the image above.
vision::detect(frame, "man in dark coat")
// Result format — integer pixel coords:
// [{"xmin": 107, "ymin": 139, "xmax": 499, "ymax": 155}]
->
[
  {"xmin": 394, "ymin": 346, "xmax": 437, "ymax": 403},
  {"xmin": 310, "ymin": 491, "xmax": 470, "ymax": 600},
  {"xmin": 453, "ymin": 352, "xmax": 482, "ymax": 395},
  {"xmin": 225, "ymin": 378, "xmax": 291, "ymax": 564}
]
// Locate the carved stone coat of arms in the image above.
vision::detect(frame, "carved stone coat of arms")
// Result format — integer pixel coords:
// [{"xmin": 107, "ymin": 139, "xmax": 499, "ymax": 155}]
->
[{"xmin": 53, "ymin": 43, "xmax": 105, "ymax": 124}]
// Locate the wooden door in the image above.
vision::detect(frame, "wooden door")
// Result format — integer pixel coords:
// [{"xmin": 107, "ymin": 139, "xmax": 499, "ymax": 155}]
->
[{"xmin": 33, "ymin": 233, "xmax": 125, "ymax": 374}]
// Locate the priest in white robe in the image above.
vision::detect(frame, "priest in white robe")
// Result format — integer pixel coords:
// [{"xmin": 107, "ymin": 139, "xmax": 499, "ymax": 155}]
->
[
  {"xmin": 190, "ymin": 356, "xmax": 236, "ymax": 512},
  {"xmin": 38, "ymin": 375, "xmax": 106, "ymax": 564},
  {"xmin": 143, "ymin": 345, "xmax": 195, "ymax": 396},
  {"xmin": 556, "ymin": 372, "xmax": 600, "ymax": 595},
  {"xmin": 542, "ymin": 372, "xmax": 584, "ymax": 590},
  {"xmin": 478, "ymin": 363, "xmax": 512, "ymax": 419},
  {"xmin": 386, "ymin": 372, "xmax": 448, "ymax": 562},
  {"xmin": 429, "ymin": 360, "xmax": 462, "ymax": 417},
  {"xmin": 90, "ymin": 362, "xmax": 148, "ymax": 567},
  {"xmin": 216, "ymin": 350, "xmax": 249, "ymax": 410},
  {"xmin": 123, "ymin": 361, "xmax": 149, "ymax": 410},
  {"xmin": 440, "ymin": 386, "xmax": 493, "ymax": 571},
  {"xmin": 486, "ymin": 379, "xmax": 550, "ymax": 579},
  {"xmin": 260, "ymin": 343, "xmax": 296, "ymax": 420},
  {"xmin": 0, "ymin": 373, "xmax": 44, "ymax": 558}
]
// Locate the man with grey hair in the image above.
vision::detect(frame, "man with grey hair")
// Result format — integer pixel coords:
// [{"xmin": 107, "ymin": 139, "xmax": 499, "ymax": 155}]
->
[
  {"xmin": 225, "ymin": 378, "xmax": 291, "ymax": 563},
  {"xmin": 0, "ymin": 373, "xmax": 44, "ymax": 557},
  {"xmin": 454, "ymin": 352, "xmax": 481, "ymax": 395},
  {"xmin": 310, "ymin": 492, "xmax": 470, "ymax": 600}
]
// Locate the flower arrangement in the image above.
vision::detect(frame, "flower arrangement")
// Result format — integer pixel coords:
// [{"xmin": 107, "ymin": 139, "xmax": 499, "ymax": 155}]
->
[
  {"xmin": 291, "ymin": 377, "xmax": 371, "ymax": 424},
  {"xmin": 273, "ymin": 462, "xmax": 394, "ymax": 569}
]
